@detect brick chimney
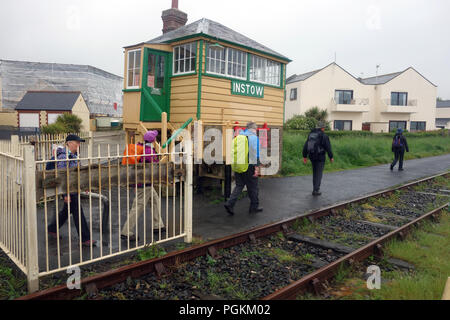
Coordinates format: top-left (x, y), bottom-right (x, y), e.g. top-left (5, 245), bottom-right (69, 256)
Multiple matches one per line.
top-left (162, 0), bottom-right (188, 34)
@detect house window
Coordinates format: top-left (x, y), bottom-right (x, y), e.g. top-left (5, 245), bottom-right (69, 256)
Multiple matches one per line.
top-left (391, 92), bottom-right (408, 106)
top-left (290, 88), bottom-right (297, 101)
top-left (389, 121), bottom-right (407, 132)
top-left (334, 120), bottom-right (352, 131)
top-left (250, 55), bottom-right (281, 86)
top-left (173, 42), bottom-right (197, 75)
top-left (127, 49), bottom-right (141, 88)
top-left (206, 46), bottom-right (247, 79)
top-left (410, 121), bottom-right (426, 131)
top-left (335, 90), bottom-right (353, 104)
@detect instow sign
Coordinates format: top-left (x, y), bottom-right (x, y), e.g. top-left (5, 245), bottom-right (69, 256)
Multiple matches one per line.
top-left (231, 80), bottom-right (264, 98)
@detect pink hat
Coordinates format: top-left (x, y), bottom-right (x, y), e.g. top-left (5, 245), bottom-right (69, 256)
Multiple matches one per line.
top-left (144, 130), bottom-right (158, 143)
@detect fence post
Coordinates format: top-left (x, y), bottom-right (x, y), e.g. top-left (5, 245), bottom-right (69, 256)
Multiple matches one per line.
top-left (184, 140), bottom-right (193, 243)
top-left (11, 135), bottom-right (20, 156)
top-left (23, 145), bottom-right (39, 293)
top-left (88, 131), bottom-right (93, 159)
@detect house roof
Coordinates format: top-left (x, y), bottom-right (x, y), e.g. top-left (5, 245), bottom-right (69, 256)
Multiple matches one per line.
top-left (127, 18), bottom-right (290, 62)
top-left (286, 69), bottom-right (322, 84)
top-left (437, 100), bottom-right (450, 108)
top-left (15, 91), bottom-right (82, 111)
top-left (286, 63), bottom-right (437, 87)
top-left (286, 62), bottom-right (360, 85)
top-left (359, 72), bottom-right (403, 85)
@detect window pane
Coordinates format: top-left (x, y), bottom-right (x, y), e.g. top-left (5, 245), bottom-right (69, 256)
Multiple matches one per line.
top-left (135, 51), bottom-right (141, 69)
top-left (391, 92), bottom-right (398, 105)
top-left (191, 57), bottom-right (196, 72)
top-left (400, 93), bottom-right (407, 106)
top-left (344, 121), bottom-right (352, 131)
top-left (156, 56), bottom-right (165, 89)
top-left (180, 59), bottom-right (185, 73)
top-left (128, 51), bottom-right (135, 70)
top-left (128, 70), bottom-right (134, 87)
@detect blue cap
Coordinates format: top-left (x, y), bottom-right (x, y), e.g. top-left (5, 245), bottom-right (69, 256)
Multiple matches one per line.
top-left (396, 128), bottom-right (403, 134)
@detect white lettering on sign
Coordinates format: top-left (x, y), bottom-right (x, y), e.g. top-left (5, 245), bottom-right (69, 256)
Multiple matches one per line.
top-left (231, 80), bottom-right (264, 98)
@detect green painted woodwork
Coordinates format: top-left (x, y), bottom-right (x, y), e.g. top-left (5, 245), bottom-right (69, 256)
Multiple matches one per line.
top-left (140, 48), bottom-right (171, 122)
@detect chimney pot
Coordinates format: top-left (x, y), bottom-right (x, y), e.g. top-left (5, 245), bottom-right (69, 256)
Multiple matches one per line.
top-left (172, 0), bottom-right (178, 9)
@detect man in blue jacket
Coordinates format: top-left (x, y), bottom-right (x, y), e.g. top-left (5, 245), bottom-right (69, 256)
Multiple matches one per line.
top-left (47, 134), bottom-right (94, 247)
top-left (224, 122), bottom-right (263, 215)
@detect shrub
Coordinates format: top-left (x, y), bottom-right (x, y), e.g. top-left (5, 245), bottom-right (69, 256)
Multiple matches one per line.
top-left (284, 115), bottom-right (318, 130)
top-left (55, 113), bottom-right (83, 133)
top-left (40, 113), bottom-right (83, 134)
top-left (41, 122), bottom-right (67, 134)
top-left (304, 106), bottom-right (328, 122)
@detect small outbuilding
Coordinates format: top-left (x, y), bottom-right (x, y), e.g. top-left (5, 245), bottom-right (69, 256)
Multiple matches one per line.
top-left (15, 91), bottom-right (90, 131)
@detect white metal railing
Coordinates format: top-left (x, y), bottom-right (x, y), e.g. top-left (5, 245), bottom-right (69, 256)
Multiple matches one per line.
top-left (0, 135), bottom-right (193, 293)
top-left (382, 99), bottom-right (418, 107)
top-left (332, 98), bottom-right (370, 106)
top-left (0, 139), bottom-right (29, 282)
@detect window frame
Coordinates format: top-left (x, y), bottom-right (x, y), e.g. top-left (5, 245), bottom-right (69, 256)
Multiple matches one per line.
top-left (249, 54), bottom-right (281, 87)
top-left (127, 49), bottom-right (142, 89)
top-left (389, 121), bottom-right (407, 132)
top-left (290, 88), bottom-right (297, 101)
top-left (410, 121), bottom-right (426, 132)
top-left (391, 92), bottom-right (408, 106)
top-left (334, 120), bottom-right (353, 131)
top-left (205, 45), bottom-right (248, 80)
top-left (172, 42), bottom-right (198, 76)
top-left (335, 90), bottom-right (354, 105)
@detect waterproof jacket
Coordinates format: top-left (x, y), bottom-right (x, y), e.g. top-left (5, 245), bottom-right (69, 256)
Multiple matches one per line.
top-left (302, 129), bottom-right (333, 162)
top-left (240, 129), bottom-right (260, 166)
top-left (392, 134), bottom-right (409, 152)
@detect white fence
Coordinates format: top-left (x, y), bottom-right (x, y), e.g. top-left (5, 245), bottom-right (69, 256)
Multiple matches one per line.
top-left (0, 134), bottom-right (193, 293)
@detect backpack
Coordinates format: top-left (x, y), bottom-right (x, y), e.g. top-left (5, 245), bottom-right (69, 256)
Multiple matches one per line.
top-left (231, 135), bottom-right (249, 173)
top-left (392, 135), bottom-right (403, 148)
top-left (46, 157), bottom-right (56, 171)
top-left (122, 144), bottom-right (144, 165)
top-left (306, 131), bottom-right (324, 159)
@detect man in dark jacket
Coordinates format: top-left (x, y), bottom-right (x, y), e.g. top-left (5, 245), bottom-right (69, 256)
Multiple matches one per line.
top-left (302, 122), bottom-right (334, 196)
top-left (390, 128), bottom-right (409, 171)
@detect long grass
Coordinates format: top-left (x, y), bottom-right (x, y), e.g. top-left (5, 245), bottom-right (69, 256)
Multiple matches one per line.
top-left (281, 131), bottom-right (450, 176)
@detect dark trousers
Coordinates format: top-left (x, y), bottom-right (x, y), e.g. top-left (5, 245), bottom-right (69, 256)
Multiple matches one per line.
top-left (226, 165), bottom-right (259, 210)
top-left (391, 149), bottom-right (405, 169)
top-left (48, 193), bottom-right (90, 242)
top-left (312, 161), bottom-right (325, 192)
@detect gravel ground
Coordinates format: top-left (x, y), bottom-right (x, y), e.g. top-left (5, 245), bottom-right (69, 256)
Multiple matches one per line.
top-left (99, 234), bottom-right (344, 300)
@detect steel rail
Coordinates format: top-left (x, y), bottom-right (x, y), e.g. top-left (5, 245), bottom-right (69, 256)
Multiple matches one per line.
top-left (263, 203), bottom-right (448, 300)
top-left (17, 171), bottom-right (449, 300)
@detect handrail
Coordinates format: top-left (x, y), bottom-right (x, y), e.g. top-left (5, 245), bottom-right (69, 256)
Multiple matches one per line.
top-left (162, 117), bottom-right (193, 149)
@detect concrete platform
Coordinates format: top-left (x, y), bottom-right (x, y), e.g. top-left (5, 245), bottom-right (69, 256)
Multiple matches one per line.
top-left (193, 154), bottom-right (450, 241)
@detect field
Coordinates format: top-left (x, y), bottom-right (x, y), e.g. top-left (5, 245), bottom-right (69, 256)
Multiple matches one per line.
top-left (281, 130), bottom-right (450, 176)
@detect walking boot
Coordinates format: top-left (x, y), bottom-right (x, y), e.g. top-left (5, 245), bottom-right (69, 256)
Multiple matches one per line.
top-left (249, 207), bottom-right (263, 214)
top-left (224, 204), bottom-right (234, 215)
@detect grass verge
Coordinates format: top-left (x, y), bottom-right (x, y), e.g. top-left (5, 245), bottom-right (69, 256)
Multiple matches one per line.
top-left (281, 131), bottom-right (450, 176)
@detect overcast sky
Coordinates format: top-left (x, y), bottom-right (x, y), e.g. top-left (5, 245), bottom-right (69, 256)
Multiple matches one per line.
top-left (1, 0), bottom-right (449, 98)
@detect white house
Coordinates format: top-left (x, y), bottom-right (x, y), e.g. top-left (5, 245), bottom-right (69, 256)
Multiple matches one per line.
top-left (285, 63), bottom-right (437, 132)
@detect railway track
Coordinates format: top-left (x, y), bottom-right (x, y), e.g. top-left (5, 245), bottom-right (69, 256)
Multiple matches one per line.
top-left (17, 172), bottom-right (449, 300)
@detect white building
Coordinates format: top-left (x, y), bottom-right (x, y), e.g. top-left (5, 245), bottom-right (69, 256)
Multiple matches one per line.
top-left (285, 63), bottom-right (437, 132)
top-left (436, 100), bottom-right (450, 129)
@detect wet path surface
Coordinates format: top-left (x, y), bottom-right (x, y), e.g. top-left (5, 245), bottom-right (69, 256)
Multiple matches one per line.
top-left (194, 154), bottom-right (450, 241)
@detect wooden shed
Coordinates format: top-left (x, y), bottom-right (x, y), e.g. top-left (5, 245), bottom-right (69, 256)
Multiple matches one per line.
top-left (122, 2), bottom-right (290, 182)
